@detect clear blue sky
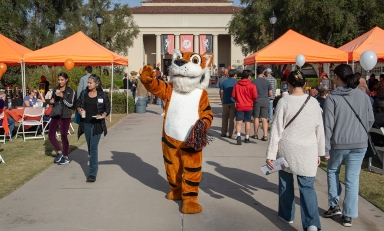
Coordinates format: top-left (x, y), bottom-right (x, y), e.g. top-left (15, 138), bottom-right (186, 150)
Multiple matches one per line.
top-left (112, 0), bottom-right (242, 7)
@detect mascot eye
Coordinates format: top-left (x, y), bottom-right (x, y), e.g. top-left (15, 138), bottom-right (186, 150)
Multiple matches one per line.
top-left (190, 55), bottom-right (201, 65)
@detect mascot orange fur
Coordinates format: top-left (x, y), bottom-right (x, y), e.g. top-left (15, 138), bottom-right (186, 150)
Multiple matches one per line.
top-left (140, 49), bottom-right (214, 214)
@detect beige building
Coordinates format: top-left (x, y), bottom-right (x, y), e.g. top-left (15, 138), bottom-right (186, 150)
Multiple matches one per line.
top-left (128, 0), bottom-right (245, 75)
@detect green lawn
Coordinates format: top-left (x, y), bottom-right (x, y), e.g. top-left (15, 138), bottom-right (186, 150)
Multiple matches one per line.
top-left (0, 114), bottom-right (127, 199)
top-left (320, 154), bottom-right (384, 211)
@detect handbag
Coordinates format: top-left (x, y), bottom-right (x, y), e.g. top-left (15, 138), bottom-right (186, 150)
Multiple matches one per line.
top-left (73, 110), bottom-right (80, 124)
top-left (341, 96), bottom-right (378, 159)
top-left (284, 95), bottom-right (311, 129)
top-left (50, 101), bottom-right (63, 118)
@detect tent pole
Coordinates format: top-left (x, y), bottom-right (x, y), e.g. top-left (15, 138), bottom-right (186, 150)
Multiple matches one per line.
top-left (23, 62), bottom-right (26, 97)
top-left (352, 60), bottom-right (355, 73)
top-left (110, 63), bottom-right (114, 122)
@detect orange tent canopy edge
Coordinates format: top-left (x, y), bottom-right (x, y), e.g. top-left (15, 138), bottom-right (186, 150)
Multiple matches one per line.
top-left (0, 34), bottom-right (32, 65)
top-left (23, 31), bottom-right (128, 66)
top-left (338, 26), bottom-right (384, 62)
top-left (244, 29), bottom-right (348, 65)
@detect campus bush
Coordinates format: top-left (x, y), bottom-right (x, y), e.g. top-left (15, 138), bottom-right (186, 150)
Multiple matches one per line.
top-left (107, 92), bottom-right (134, 114)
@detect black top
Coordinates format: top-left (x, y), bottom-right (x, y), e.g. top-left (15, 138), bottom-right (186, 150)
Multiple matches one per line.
top-left (317, 97), bottom-right (326, 110)
top-left (84, 94), bottom-right (98, 123)
top-left (123, 78), bottom-right (128, 89)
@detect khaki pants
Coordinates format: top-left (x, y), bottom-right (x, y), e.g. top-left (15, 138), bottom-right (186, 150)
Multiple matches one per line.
top-left (221, 103), bottom-right (236, 136)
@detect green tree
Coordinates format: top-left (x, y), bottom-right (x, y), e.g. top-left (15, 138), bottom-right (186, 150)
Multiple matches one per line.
top-left (229, 0), bottom-right (384, 55)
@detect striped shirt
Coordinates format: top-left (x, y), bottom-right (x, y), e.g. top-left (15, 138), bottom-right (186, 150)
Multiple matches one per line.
top-left (266, 75), bottom-right (277, 100)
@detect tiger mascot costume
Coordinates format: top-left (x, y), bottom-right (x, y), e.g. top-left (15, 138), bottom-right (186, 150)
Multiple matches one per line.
top-left (140, 49), bottom-right (214, 214)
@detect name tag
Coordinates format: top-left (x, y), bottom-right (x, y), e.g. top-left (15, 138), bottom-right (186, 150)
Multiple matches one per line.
top-left (98, 98), bottom-right (103, 103)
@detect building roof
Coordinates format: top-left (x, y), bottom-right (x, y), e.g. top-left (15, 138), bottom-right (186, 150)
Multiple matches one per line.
top-left (131, 6), bottom-right (242, 14)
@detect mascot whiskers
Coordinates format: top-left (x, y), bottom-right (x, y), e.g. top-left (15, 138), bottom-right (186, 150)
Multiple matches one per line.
top-left (140, 49), bottom-right (214, 214)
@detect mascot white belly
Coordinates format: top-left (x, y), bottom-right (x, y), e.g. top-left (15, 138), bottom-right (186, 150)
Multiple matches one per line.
top-left (165, 89), bottom-right (202, 141)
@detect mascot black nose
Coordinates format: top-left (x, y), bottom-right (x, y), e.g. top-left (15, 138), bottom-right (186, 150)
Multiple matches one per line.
top-left (174, 59), bottom-right (186, 66)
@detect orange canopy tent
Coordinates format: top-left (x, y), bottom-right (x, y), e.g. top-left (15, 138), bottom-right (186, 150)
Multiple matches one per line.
top-left (0, 34), bottom-right (33, 99)
top-left (338, 27), bottom-right (384, 62)
top-left (24, 31), bottom-right (129, 119)
top-left (0, 34), bottom-right (32, 65)
top-left (244, 29), bottom-right (348, 65)
top-left (23, 31), bottom-right (128, 66)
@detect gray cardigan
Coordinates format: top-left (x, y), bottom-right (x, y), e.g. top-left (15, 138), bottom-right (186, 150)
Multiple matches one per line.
top-left (323, 86), bottom-right (374, 156)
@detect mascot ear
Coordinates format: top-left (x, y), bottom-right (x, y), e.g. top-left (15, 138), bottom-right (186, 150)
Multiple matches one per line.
top-left (202, 53), bottom-right (213, 68)
top-left (172, 49), bottom-right (182, 61)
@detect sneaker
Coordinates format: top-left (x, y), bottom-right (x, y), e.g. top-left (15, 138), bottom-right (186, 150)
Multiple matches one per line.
top-left (307, 225), bottom-right (318, 231)
top-left (278, 215), bottom-right (293, 224)
top-left (236, 136), bottom-right (242, 145)
top-left (324, 205), bottom-right (342, 218)
top-left (58, 156), bottom-right (71, 165)
top-left (341, 215), bottom-right (352, 227)
top-left (86, 175), bottom-right (96, 182)
top-left (244, 138), bottom-right (250, 143)
top-left (53, 153), bottom-right (63, 163)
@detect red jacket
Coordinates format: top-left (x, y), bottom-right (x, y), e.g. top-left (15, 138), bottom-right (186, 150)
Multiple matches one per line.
top-left (232, 79), bottom-right (258, 111)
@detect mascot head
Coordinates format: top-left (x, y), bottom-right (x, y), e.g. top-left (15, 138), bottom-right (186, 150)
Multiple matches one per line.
top-left (169, 49), bottom-right (213, 93)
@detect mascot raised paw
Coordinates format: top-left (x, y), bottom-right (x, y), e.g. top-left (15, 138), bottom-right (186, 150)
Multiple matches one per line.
top-left (140, 49), bottom-right (214, 214)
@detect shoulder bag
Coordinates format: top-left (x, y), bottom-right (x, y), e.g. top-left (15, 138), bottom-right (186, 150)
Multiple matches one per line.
top-left (341, 96), bottom-right (378, 159)
top-left (284, 95), bottom-right (311, 129)
top-left (50, 100), bottom-right (63, 118)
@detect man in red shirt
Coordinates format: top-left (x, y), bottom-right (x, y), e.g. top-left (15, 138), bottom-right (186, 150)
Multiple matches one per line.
top-left (232, 70), bottom-right (258, 145)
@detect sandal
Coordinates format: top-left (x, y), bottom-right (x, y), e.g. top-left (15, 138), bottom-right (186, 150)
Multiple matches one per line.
top-left (261, 136), bottom-right (268, 141)
top-left (251, 135), bottom-right (258, 139)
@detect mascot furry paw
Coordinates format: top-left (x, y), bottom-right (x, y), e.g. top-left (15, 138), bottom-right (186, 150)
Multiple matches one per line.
top-left (140, 49), bottom-right (214, 214)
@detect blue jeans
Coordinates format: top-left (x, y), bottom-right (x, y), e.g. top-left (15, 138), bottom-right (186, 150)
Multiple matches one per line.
top-left (84, 123), bottom-right (102, 177)
top-left (268, 100), bottom-right (273, 122)
top-left (327, 148), bottom-right (366, 218)
top-left (279, 170), bottom-right (321, 230)
top-left (7, 118), bottom-right (15, 136)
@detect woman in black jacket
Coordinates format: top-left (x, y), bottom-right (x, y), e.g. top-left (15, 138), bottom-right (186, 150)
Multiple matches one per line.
top-left (77, 74), bottom-right (111, 182)
top-left (50, 72), bottom-right (75, 165)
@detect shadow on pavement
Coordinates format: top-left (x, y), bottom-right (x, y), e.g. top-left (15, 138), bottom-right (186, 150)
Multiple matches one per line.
top-left (99, 151), bottom-right (169, 195)
top-left (200, 171), bottom-right (297, 231)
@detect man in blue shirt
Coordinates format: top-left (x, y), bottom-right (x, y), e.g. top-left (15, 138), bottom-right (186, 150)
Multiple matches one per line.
top-left (220, 69), bottom-right (238, 138)
top-left (77, 66), bottom-right (92, 98)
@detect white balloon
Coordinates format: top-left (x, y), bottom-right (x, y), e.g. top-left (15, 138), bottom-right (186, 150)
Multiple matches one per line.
top-left (360, 50), bottom-right (377, 71)
top-left (295, 54), bottom-right (306, 68)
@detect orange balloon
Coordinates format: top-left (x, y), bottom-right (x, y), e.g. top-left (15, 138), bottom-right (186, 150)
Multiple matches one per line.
top-left (0, 63), bottom-right (7, 74)
top-left (157, 62), bottom-right (161, 67)
top-left (64, 59), bottom-right (75, 71)
top-left (0, 72), bottom-right (2, 80)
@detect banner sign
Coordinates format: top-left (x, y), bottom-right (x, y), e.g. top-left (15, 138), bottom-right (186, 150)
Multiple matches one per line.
top-left (161, 35), bottom-right (174, 55)
top-left (180, 35), bottom-right (193, 52)
top-left (199, 35), bottom-right (212, 54)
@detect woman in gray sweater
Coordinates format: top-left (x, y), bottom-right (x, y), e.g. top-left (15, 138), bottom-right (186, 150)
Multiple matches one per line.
top-left (322, 64), bottom-right (374, 227)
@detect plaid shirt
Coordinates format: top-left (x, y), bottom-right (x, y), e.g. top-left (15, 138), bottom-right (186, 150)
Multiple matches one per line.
top-left (266, 75), bottom-right (277, 100)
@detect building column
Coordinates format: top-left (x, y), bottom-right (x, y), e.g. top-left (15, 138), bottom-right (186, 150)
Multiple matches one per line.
top-left (175, 34), bottom-right (180, 50)
top-left (194, 34), bottom-right (199, 53)
top-left (156, 34), bottom-right (161, 66)
top-left (140, 34), bottom-right (144, 66)
top-left (213, 34), bottom-right (218, 68)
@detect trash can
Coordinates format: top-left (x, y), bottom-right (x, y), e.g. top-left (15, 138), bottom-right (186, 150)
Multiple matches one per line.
top-left (135, 96), bottom-right (147, 113)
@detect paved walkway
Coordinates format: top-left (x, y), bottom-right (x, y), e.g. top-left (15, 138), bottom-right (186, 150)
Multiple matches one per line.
top-left (0, 103), bottom-right (383, 231)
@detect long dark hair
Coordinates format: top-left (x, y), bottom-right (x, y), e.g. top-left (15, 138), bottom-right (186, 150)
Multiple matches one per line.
top-left (333, 64), bottom-right (359, 89)
top-left (88, 74), bottom-right (103, 91)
